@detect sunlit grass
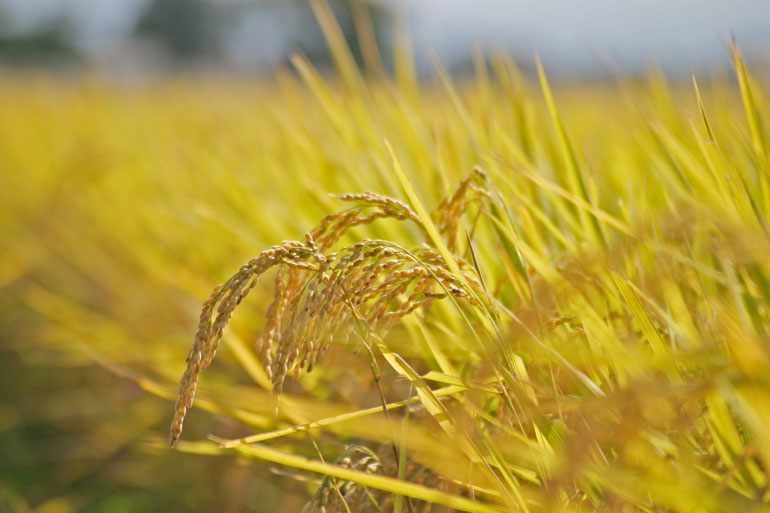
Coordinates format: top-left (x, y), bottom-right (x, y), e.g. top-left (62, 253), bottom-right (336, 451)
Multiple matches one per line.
top-left (2, 4), bottom-right (770, 512)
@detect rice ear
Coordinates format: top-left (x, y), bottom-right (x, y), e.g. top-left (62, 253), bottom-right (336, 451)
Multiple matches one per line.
top-left (170, 171), bottom-right (490, 447)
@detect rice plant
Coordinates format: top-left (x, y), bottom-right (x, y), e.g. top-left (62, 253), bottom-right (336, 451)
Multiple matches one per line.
top-left (165, 24), bottom-right (770, 513)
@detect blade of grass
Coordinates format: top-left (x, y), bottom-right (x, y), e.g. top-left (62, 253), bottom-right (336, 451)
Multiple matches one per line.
top-left (209, 439), bottom-right (511, 513)
top-left (535, 54), bottom-right (606, 248)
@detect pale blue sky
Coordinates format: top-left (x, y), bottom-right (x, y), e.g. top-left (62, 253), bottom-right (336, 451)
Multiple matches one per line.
top-left (401, 0), bottom-right (769, 75)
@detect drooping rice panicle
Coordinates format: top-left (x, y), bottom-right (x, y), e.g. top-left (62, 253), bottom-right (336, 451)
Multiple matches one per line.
top-left (170, 172), bottom-right (490, 446)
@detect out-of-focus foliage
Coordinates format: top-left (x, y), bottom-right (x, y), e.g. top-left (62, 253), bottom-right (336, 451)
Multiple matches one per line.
top-left (0, 0), bottom-right (389, 71)
top-left (3, 3), bottom-right (770, 512)
top-left (135, 0), bottom-right (389, 69)
top-left (0, 13), bottom-right (79, 67)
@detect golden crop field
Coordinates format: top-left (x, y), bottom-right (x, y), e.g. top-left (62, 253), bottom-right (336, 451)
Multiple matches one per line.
top-left (2, 6), bottom-right (770, 513)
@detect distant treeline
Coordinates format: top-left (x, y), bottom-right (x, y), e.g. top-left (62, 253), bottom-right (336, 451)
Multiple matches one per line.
top-left (0, 0), bottom-right (390, 71)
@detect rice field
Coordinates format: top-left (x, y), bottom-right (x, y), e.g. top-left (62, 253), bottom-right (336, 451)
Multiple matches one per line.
top-left (2, 5), bottom-right (770, 512)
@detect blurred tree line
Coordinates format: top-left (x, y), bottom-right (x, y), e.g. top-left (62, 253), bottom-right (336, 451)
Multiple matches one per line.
top-left (0, 9), bottom-right (79, 66)
top-left (0, 0), bottom-right (390, 71)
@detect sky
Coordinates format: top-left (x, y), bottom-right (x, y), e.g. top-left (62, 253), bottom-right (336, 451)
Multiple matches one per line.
top-left (0, 0), bottom-right (768, 76)
top-left (403, 0), bottom-right (769, 75)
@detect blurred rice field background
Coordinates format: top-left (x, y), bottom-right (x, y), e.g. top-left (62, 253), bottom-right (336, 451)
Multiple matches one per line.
top-left (3, 3), bottom-right (770, 512)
